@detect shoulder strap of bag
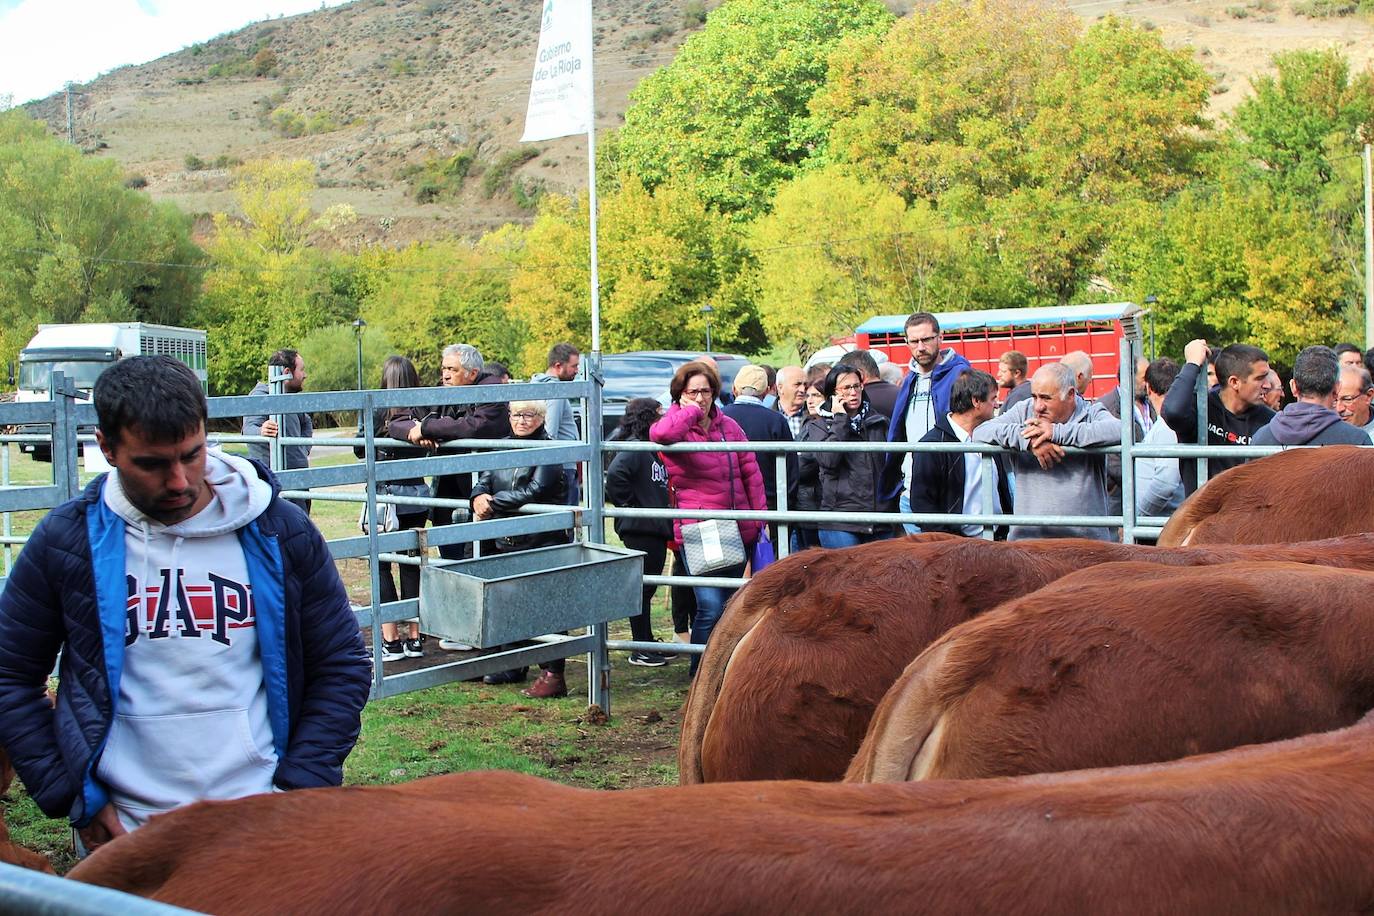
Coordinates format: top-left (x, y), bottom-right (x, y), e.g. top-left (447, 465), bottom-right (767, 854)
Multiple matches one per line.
top-left (723, 428), bottom-right (736, 510)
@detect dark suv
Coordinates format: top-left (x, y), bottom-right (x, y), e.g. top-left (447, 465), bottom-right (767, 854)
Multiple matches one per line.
top-left (593, 351), bottom-right (749, 437)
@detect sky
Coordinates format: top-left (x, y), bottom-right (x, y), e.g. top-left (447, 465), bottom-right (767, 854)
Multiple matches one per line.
top-left (0, 0), bottom-right (352, 106)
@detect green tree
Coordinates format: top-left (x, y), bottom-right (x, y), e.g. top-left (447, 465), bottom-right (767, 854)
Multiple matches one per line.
top-left (297, 321), bottom-right (396, 393)
top-left (616, 0), bottom-right (893, 217)
top-left (0, 109), bottom-right (203, 364)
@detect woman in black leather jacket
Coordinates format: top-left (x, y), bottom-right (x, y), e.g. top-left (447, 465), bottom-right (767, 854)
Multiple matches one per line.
top-left (470, 399), bottom-right (571, 697)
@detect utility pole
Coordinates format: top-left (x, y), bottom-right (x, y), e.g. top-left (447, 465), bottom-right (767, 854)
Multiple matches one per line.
top-left (1364, 144), bottom-right (1373, 350)
top-left (64, 83), bottom-right (75, 144)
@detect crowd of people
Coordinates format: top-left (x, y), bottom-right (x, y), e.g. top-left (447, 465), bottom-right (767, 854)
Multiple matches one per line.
top-left (237, 317), bottom-right (1374, 686)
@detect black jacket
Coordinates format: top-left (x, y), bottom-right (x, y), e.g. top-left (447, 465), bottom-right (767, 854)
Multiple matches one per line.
top-left (816, 403), bottom-right (896, 534)
top-left (795, 415), bottom-right (827, 516)
top-left (605, 443), bottom-right (673, 541)
top-left (863, 379), bottom-right (900, 422)
top-left (909, 416), bottom-right (1013, 538)
top-left (388, 369), bottom-right (512, 501)
top-left (471, 428), bottom-right (569, 552)
top-left (1162, 362), bottom-right (1275, 494)
top-left (722, 400), bottom-right (798, 511)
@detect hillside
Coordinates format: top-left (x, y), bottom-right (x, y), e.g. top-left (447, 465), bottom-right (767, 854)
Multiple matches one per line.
top-left (22, 0), bottom-right (1374, 246)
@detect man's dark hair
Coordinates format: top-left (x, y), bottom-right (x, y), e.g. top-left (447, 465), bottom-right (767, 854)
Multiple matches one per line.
top-left (1214, 344), bottom-right (1268, 388)
top-left (948, 369), bottom-right (997, 413)
top-left (837, 349), bottom-right (881, 380)
top-left (1334, 342), bottom-right (1361, 359)
top-left (904, 311), bottom-right (940, 335)
top-left (547, 342), bottom-right (579, 367)
top-left (761, 364), bottom-right (777, 389)
top-left (999, 350), bottom-right (1028, 378)
top-left (1364, 348), bottom-right (1374, 381)
top-left (268, 348), bottom-right (299, 372)
top-left (1291, 345), bottom-right (1340, 397)
top-left (95, 356), bottom-right (206, 446)
top-left (1144, 357), bottom-right (1180, 397)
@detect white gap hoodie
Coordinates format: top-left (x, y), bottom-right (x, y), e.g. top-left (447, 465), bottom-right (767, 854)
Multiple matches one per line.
top-left (97, 449), bottom-right (276, 831)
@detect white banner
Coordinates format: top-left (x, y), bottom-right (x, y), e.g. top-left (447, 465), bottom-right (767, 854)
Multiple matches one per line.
top-left (521, 0), bottom-right (594, 142)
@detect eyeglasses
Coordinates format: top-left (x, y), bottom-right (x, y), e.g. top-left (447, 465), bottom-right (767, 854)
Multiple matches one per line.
top-left (835, 383), bottom-right (863, 394)
top-left (510, 411), bottom-right (541, 421)
top-left (683, 388), bottom-right (714, 398)
top-left (1336, 393), bottom-right (1372, 405)
top-left (905, 335), bottom-right (939, 348)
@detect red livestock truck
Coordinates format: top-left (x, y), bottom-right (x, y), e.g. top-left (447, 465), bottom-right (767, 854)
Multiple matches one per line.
top-left (853, 302), bottom-right (1147, 399)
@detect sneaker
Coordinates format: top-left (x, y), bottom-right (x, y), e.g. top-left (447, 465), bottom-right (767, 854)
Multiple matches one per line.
top-left (628, 651), bottom-right (671, 667)
top-left (380, 640), bottom-right (405, 662)
top-left (402, 637), bottom-right (424, 658)
top-left (522, 670), bottom-right (568, 699)
top-left (439, 638), bottom-right (475, 651)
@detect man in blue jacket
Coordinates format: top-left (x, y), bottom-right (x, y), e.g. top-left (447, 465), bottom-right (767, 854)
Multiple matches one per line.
top-left (0, 356), bottom-right (370, 854)
top-left (879, 312), bottom-right (971, 534)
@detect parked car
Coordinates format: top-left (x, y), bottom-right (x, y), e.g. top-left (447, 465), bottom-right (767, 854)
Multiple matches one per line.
top-left (586, 351), bottom-right (750, 438)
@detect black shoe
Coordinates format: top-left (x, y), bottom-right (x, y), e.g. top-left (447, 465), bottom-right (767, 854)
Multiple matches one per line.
top-left (483, 667), bottom-right (528, 685)
top-left (628, 651), bottom-right (672, 667)
top-left (402, 637), bottom-right (424, 658)
top-left (380, 640), bottom-right (405, 662)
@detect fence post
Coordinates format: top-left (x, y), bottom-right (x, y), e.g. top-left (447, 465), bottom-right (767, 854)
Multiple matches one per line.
top-left (980, 453), bottom-right (996, 541)
top-left (774, 452), bottom-right (790, 557)
top-left (361, 391), bottom-right (384, 699)
top-left (49, 370), bottom-right (80, 502)
top-left (584, 354), bottom-right (612, 716)
top-left (1194, 357), bottom-right (1208, 491)
top-left (1119, 336), bottom-right (1136, 545)
top-left (268, 363), bottom-right (288, 472)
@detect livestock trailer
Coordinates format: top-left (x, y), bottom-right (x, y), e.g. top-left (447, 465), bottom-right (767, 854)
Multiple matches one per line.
top-left (854, 303), bottom-right (1146, 399)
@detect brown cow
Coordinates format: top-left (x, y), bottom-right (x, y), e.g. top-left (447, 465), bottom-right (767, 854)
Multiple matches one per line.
top-left (848, 561), bottom-right (1374, 783)
top-left (1158, 445), bottom-right (1374, 546)
top-left (71, 717), bottom-right (1374, 914)
top-left (682, 534), bottom-right (1374, 784)
top-left (0, 744), bottom-right (56, 874)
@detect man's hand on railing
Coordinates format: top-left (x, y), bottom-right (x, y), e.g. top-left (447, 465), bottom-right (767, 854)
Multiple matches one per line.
top-left (1021, 417), bottom-right (1054, 449)
top-left (260, 419), bottom-right (279, 438)
top-left (1030, 440), bottom-right (1065, 470)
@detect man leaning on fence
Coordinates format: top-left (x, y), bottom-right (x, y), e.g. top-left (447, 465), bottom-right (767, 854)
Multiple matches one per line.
top-left (0, 355), bottom-right (370, 855)
top-left (972, 363), bottom-right (1120, 541)
top-left (242, 348), bottom-right (313, 514)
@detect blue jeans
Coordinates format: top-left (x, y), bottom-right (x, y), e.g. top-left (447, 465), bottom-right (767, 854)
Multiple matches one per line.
top-left (818, 528), bottom-right (896, 550)
top-left (790, 528), bottom-right (822, 554)
top-left (900, 490), bottom-right (923, 536)
top-left (690, 561), bottom-right (747, 675)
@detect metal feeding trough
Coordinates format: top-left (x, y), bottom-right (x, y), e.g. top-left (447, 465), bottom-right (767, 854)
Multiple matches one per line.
top-left (418, 542), bottom-right (645, 648)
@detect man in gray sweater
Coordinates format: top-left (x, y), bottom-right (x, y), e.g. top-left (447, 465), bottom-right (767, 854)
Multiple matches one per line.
top-left (1253, 345), bottom-right (1370, 448)
top-left (972, 363), bottom-right (1121, 541)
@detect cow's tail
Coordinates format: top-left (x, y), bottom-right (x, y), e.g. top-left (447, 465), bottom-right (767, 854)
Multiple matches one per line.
top-left (677, 572), bottom-right (780, 785)
top-left (845, 642), bottom-right (955, 783)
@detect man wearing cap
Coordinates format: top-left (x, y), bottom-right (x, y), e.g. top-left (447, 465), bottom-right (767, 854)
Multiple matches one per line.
top-left (724, 364), bottom-right (797, 548)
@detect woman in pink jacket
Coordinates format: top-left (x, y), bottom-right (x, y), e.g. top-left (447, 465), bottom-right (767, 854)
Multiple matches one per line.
top-left (651, 360), bottom-right (768, 674)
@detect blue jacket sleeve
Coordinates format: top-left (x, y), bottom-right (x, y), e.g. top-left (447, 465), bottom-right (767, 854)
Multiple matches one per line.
top-left (274, 523), bottom-right (371, 790)
top-left (0, 516), bottom-right (80, 818)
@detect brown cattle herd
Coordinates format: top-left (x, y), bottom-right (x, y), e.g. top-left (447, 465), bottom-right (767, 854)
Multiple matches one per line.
top-left (1, 450), bottom-right (1372, 912)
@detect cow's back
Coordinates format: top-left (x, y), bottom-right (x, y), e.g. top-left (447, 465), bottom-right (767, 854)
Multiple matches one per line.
top-left (72, 720), bottom-right (1374, 914)
top-left (1159, 446), bottom-right (1374, 546)
top-left (851, 561), bottom-right (1374, 783)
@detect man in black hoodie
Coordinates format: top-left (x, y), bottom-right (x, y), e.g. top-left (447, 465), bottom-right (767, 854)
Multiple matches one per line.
top-left (1162, 340), bottom-right (1276, 495)
top-left (1252, 346), bottom-right (1370, 449)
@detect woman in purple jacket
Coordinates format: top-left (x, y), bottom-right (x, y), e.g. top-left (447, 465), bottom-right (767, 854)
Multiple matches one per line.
top-left (651, 361), bottom-right (767, 674)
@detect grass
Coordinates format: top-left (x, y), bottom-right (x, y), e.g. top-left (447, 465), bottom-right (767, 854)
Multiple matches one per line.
top-left (0, 440), bottom-right (690, 874)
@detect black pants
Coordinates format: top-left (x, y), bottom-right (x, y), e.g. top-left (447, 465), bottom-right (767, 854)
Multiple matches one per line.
top-left (379, 511), bottom-right (428, 605)
top-left (670, 549), bottom-right (696, 635)
top-left (621, 533), bottom-right (668, 643)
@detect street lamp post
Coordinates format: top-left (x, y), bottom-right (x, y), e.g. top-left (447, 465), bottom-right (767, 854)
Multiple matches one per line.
top-left (352, 318), bottom-right (367, 390)
top-left (701, 304), bottom-right (714, 354)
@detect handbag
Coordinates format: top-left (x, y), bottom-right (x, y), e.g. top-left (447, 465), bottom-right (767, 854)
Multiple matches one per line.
top-left (750, 528), bottom-right (775, 574)
top-left (359, 499), bottom-right (400, 534)
top-left (677, 434), bottom-right (747, 575)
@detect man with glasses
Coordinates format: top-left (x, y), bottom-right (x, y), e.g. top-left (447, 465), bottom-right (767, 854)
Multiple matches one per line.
top-left (1261, 369), bottom-right (1284, 412)
top-left (396, 344), bottom-right (511, 569)
top-left (1253, 346), bottom-right (1368, 448)
top-left (880, 311), bottom-right (970, 534)
top-left (531, 342), bottom-right (582, 504)
top-left (1335, 364), bottom-right (1374, 441)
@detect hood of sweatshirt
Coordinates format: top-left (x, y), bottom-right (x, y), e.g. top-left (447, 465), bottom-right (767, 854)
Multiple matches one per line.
top-left (1261, 401), bottom-right (1345, 445)
top-left (104, 448), bottom-right (273, 537)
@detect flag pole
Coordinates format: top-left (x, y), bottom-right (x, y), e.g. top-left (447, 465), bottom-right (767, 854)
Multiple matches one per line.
top-left (585, 4), bottom-right (600, 356)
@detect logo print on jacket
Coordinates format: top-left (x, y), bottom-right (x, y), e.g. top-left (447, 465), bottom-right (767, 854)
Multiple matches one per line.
top-left (124, 569), bottom-right (255, 647)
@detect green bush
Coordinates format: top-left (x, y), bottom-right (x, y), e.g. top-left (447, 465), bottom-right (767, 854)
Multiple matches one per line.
top-left (397, 149), bottom-right (477, 202)
top-left (1291, 0), bottom-right (1356, 16)
top-left (481, 147), bottom-right (539, 198)
top-left (185, 154), bottom-right (207, 171)
top-left (297, 322), bottom-right (397, 402)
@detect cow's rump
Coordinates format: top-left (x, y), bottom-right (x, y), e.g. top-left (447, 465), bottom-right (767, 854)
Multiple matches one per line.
top-left (1159, 445), bottom-right (1374, 546)
top-left (683, 534), bottom-right (1374, 784)
top-left (848, 561), bottom-right (1374, 783)
top-left (71, 717), bottom-right (1374, 915)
